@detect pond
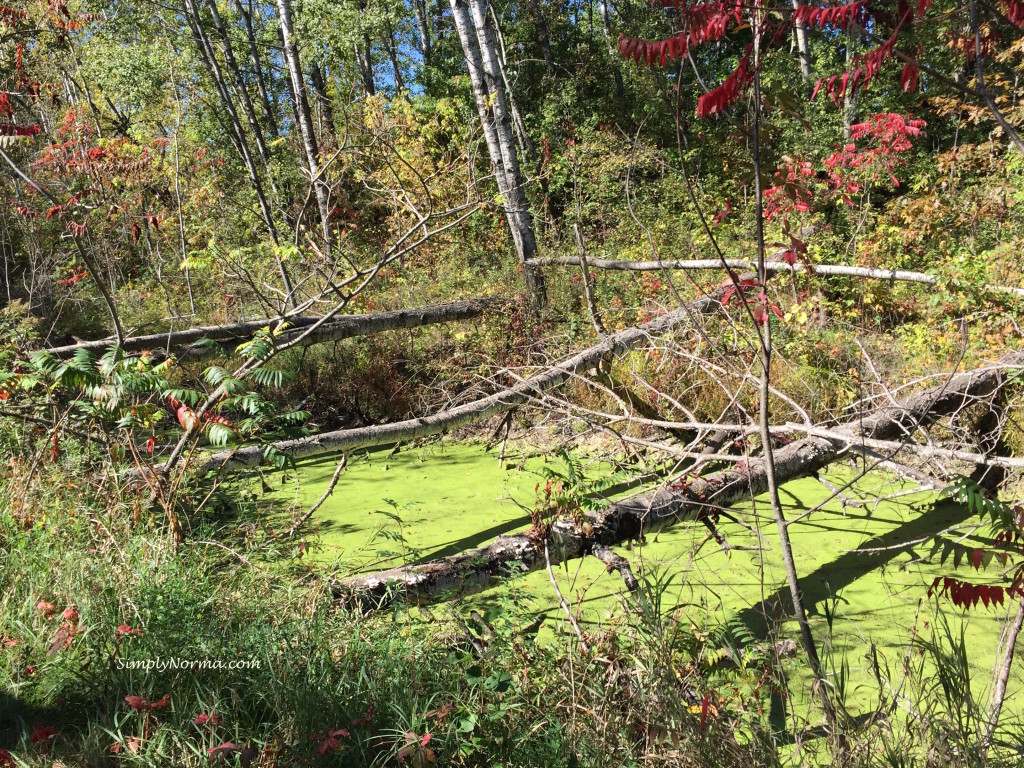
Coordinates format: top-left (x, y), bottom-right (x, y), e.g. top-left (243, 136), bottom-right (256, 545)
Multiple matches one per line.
top-left (264, 440), bottom-right (1020, 718)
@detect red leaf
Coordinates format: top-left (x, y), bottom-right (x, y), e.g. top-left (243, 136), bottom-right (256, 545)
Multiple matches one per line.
top-left (700, 693), bottom-right (711, 733)
top-left (29, 723), bottom-right (57, 744)
top-left (697, 55), bottom-right (752, 118)
top-left (116, 624), bottom-right (143, 639)
top-left (1000, 0), bottom-right (1024, 26)
top-left (973, 548), bottom-right (984, 571)
top-left (176, 405), bottom-right (201, 431)
top-left (900, 62), bottom-right (919, 93)
top-left (36, 600), bottom-right (57, 619)
top-left (781, 250), bottom-right (799, 266)
top-left (208, 742), bottom-right (239, 762)
top-left (711, 198), bottom-right (732, 226)
top-left (0, 123), bottom-right (40, 136)
top-left (125, 693), bottom-right (170, 712)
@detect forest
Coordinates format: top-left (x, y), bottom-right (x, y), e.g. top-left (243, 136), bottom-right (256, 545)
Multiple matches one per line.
top-left (1, 0), bottom-right (1023, 765)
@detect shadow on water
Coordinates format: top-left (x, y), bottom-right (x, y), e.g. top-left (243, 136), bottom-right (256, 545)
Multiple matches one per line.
top-left (414, 514), bottom-right (534, 564)
top-left (736, 498), bottom-right (974, 638)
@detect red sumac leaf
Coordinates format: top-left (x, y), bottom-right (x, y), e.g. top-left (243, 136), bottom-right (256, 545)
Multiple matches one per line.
top-left (900, 62), bottom-right (919, 93)
top-left (700, 693), bottom-right (712, 733)
top-left (1000, 0), bottom-right (1024, 25)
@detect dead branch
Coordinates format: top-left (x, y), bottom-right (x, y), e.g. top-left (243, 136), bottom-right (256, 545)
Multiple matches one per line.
top-left (44, 299), bottom-right (501, 360)
top-left (333, 357), bottom-right (1018, 608)
top-left (524, 257), bottom-right (1024, 300)
top-left (172, 277), bottom-right (739, 475)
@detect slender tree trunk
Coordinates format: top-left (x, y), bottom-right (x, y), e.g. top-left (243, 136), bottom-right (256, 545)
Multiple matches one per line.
top-left (752, 15), bottom-right (839, 740)
top-left (453, 0), bottom-right (545, 309)
top-left (356, 40), bottom-right (377, 95)
top-left (203, 0), bottom-right (277, 181)
top-left (413, 0), bottom-right (432, 66)
top-left (984, 597), bottom-right (1024, 753)
top-left (488, 5), bottom-right (537, 167)
top-left (524, 0), bottom-right (556, 76)
top-left (234, 0), bottom-right (279, 134)
top-left (791, 0), bottom-right (811, 81)
top-left (354, 0), bottom-right (377, 96)
top-left (843, 29), bottom-right (856, 139)
top-left (310, 64), bottom-right (336, 149)
top-left (599, 1), bottom-right (626, 105)
top-left (275, 0), bottom-right (333, 255)
top-left (383, 22), bottom-right (405, 92)
top-left (184, 0), bottom-right (297, 306)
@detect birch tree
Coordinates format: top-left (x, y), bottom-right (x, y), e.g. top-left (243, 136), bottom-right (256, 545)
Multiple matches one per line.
top-left (450, 0), bottom-right (545, 309)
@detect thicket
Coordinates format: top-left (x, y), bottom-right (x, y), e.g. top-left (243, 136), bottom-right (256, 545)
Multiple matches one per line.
top-left (1, 0), bottom-right (1024, 765)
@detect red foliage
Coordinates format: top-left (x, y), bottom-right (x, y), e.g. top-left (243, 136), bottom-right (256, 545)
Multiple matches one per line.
top-left (762, 158), bottom-right (815, 225)
top-left (697, 54), bottom-right (753, 118)
top-left (711, 198), bottom-right (732, 227)
top-left (0, 123), bottom-right (41, 136)
top-left (36, 600), bottom-right (57, 619)
top-left (813, 31), bottom-right (900, 105)
top-left (684, 1), bottom-right (743, 47)
top-left (792, 1), bottom-right (867, 30)
top-left (124, 693), bottom-right (170, 712)
top-left (1001, 0), bottom-right (1024, 26)
top-left (58, 268), bottom-right (88, 286)
top-left (616, 0), bottom-right (742, 67)
top-left (900, 61), bottom-right (919, 93)
top-left (719, 276), bottom-right (760, 307)
top-left (311, 728), bottom-right (350, 757)
top-left (0, 6), bottom-right (28, 23)
top-left (115, 624), bottom-right (143, 639)
top-left (29, 723), bottom-right (57, 745)
top-left (928, 576), bottom-right (1017, 609)
top-left (823, 113), bottom-right (925, 200)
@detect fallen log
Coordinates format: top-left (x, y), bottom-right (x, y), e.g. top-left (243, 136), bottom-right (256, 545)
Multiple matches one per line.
top-left (525, 257), bottom-right (1024, 300)
top-left (45, 299), bottom-right (500, 360)
top-left (333, 359), bottom-right (1017, 608)
top-left (182, 279), bottom-right (737, 475)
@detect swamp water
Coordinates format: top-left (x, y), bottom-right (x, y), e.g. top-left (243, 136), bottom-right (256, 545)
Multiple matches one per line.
top-left (262, 441), bottom-right (1020, 718)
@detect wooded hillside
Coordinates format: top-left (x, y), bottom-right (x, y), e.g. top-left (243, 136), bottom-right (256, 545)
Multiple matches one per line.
top-left (1, 1), bottom-right (1023, 766)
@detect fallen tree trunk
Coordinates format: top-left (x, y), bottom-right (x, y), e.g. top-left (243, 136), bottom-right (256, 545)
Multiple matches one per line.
top-left (525, 257), bottom-right (1024, 299)
top-left (183, 281), bottom-right (736, 474)
top-left (45, 299), bottom-right (500, 360)
top-left (334, 360), bottom-right (1017, 608)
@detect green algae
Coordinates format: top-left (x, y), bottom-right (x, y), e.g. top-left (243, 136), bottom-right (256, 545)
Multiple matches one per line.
top-left (267, 441), bottom-right (1021, 719)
